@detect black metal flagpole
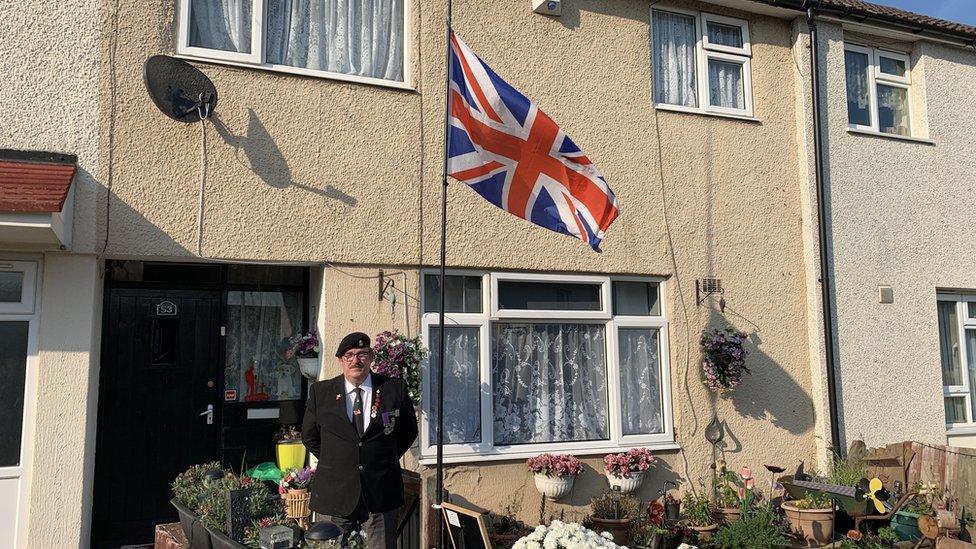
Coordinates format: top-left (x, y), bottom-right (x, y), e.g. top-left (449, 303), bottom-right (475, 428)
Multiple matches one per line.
top-left (435, 0), bottom-right (453, 546)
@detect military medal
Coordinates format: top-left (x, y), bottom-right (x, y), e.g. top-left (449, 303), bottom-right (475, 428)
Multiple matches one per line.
top-left (370, 389), bottom-right (381, 418)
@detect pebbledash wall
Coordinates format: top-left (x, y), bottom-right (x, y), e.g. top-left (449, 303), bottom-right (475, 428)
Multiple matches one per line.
top-left (795, 19), bottom-right (976, 449)
top-left (7, 0), bottom-right (834, 546)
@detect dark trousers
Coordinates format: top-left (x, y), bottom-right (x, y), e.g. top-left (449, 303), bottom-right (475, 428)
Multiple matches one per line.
top-left (322, 497), bottom-right (398, 549)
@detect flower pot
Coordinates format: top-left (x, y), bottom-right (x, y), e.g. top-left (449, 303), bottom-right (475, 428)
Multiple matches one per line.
top-left (781, 500), bottom-right (835, 546)
top-left (276, 440), bottom-right (306, 471)
top-left (664, 501), bottom-right (681, 522)
top-left (713, 506), bottom-right (742, 525)
top-left (605, 470), bottom-right (645, 494)
top-left (206, 526), bottom-right (249, 549)
top-left (890, 510), bottom-right (922, 541)
top-left (533, 473), bottom-right (576, 500)
top-left (633, 532), bottom-right (665, 549)
top-left (170, 499), bottom-right (213, 549)
top-left (589, 517), bottom-right (633, 545)
top-left (284, 487), bottom-right (311, 528)
top-left (687, 523), bottom-right (718, 541)
top-left (297, 357), bottom-right (321, 380)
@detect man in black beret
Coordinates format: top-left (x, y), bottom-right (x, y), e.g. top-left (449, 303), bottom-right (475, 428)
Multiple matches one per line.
top-left (302, 332), bottom-right (417, 549)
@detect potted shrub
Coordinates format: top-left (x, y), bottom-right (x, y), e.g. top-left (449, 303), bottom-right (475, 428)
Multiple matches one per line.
top-left (604, 447), bottom-right (656, 493)
top-left (487, 509), bottom-right (534, 548)
top-left (512, 520), bottom-right (623, 548)
top-left (201, 474), bottom-right (284, 549)
top-left (782, 491), bottom-right (835, 546)
top-left (527, 453), bottom-right (582, 500)
top-left (285, 331), bottom-right (321, 380)
top-left (279, 466), bottom-right (315, 528)
top-left (630, 518), bottom-right (666, 549)
top-left (171, 462), bottom-right (224, 549)
top-left (590, 490), bottom-right (642, 545)
top-left (712, 461), bottom-right (744, 524)
top-left (712, 506), bottom-right (788, 549)
top-left (681, 491), bottom-right (717, 541)
top-left (892, 481), bottom-right (943, 541)
top-left (274, 425), bottom-right (305, 472)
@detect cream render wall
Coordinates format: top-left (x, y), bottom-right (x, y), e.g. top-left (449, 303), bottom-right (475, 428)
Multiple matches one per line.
top-left (807, 21), bottom-right (976, 449)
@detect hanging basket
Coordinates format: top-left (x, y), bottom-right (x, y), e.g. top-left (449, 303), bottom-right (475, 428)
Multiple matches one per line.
top-left (297, 357), bottom-right (321, 380)
top-left (606, 470), bottom-right (645, 494)
top-left (284, 488), bottom-right (311, 529)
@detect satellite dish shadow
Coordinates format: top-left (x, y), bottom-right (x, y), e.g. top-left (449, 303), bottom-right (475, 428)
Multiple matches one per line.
top-left (210, 109), bottom-right (358, 207)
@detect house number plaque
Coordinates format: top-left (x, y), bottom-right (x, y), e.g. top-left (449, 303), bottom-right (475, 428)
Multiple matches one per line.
top-left (156, 300), bottom-right (177, 317)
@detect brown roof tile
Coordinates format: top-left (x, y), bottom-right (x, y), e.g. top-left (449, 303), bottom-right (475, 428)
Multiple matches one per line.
top-left (0, 160), bottom-right (76, 213)
top-left (822, 0), bottom-right (976, 39)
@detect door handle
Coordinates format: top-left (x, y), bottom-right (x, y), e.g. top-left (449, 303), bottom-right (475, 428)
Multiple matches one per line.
top-left (199, 404), bottom-right (214, 425)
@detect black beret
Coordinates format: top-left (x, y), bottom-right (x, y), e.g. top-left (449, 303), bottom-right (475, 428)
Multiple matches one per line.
top-left (335, 332), bottom-right (371, 357)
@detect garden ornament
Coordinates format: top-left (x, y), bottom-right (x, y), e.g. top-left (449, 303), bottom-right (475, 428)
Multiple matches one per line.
top-left (855, 477), bottom-right (891, 514)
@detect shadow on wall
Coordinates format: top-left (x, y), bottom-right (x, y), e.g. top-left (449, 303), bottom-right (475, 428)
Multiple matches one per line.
top-left (100, 167), bottom-right (194, 257)
top-left (209, 109), bottom-right (358, 206)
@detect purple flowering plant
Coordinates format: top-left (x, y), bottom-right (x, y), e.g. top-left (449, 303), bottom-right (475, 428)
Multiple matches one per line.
top-left (372, 330), bottom-right (427, 405)
top-left (284, 331), bottom-right (319, 359)
top-left (700, 325), bottom-right (750, 393)
top-left (278, 466), bottom-right (315, 494)
top-left (604, 447), bottom-right (657, 478)
top-left (526, 453), bottom-right (583, 478)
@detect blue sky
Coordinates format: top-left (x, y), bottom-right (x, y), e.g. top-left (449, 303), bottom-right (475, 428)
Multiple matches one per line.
top-left (874, 0), bottom-right (976, 26)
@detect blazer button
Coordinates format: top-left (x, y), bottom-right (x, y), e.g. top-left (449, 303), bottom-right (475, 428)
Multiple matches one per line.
top-left (358, 465), bottom-right (364, 471)
top-left (359, 442), bottom-right (363, 447)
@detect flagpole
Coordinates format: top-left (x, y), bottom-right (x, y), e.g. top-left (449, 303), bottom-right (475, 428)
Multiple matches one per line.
top-left (435, 0), bottom-right (452, 546)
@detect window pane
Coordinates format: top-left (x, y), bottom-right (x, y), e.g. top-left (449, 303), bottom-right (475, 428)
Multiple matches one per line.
top-left (708, 59), bottom-right (745, 109)
top-left (492, 323), bottom-right (608, 445)
top-left (845, 49), bottom-right (871, 126)
top-left (265, 0), bottom-right (405, 81)
top-left (0, 322), bottom-right (29, 467)
top-left (652, 10), bottom-right (698, 107)
top-left (877, 84), bottom-right (910, 136)
top-left (227, 265), bottom-right (304, 286)
top-left (498, 281), bottom-right (601, 311)
top-left (0, 271), bottom-right (23, 302)
top-left (612, 281), bottom-right (660, 316)
top-left (969, 302), bottom-right (976, 319)
top-left (424, 275), bottom-right (482, 314)
top-left (706, 21), bottom-right (743, 48)
top-left (946, 397), bottom-right (968, 424)
top-left (619, 328), bottom-right (663, 435)
top-left (189, 0), bottom-right (252, 53)
top-left (967, 329), bottom-right (976, 421)
top-left (428, 327), bottom-right (481, 445)
top-left (939, 301), bottom-right (963, 386)
top-left (225, 292), bottom-right (304, 402)
top-left (879, 55), bottom-right (906, 77)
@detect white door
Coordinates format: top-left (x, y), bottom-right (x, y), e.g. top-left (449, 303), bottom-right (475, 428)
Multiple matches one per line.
top-left (0, 260), bottom-right (39, 549)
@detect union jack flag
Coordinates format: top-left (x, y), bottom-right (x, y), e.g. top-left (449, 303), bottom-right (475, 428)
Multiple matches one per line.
top-left (446, 31), bottom-right (619, 252)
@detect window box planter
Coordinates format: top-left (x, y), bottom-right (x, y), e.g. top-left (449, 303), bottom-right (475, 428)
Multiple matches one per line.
top-left (890, 510), bottom-right (922, 541)
top-left (170, 499), bottom-right (213, 549)
top-left (781, 500), bottom-right (835, 546)
top-left (207, 526), bottom-right (249, 549)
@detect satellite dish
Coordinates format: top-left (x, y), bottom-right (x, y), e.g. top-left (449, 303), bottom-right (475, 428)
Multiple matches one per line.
top-left (144, 55), bottom-right (218, 123)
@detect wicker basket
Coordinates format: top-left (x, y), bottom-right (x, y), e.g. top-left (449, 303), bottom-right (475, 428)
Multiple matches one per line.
top-left (284, 488), bottom-right (311, 529)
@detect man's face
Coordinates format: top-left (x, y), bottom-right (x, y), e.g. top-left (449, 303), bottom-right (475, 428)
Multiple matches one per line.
top-left (339, 347), bottom-right (373, 384)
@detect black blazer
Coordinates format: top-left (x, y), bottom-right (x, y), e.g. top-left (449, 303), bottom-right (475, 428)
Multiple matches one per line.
top-left (301, 373), bottom-right (418, 517)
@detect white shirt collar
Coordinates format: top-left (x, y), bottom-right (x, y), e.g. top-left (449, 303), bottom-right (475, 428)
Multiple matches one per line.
top-left (344, 372), bottom-right (373, 394)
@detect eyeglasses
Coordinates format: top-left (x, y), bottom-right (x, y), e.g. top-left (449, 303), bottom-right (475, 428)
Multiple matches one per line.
top-left (341, 350), bottom-right (372, 361)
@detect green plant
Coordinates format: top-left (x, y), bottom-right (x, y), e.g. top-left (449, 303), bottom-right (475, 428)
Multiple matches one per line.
top-left (903, 482), bottom-right (945, 515)
top-left (712, 507), bottom-right (788, 549)
top-left (199, 475), bottom-right (283, 534)
top-left (171, 462), bottom-right (224, 512)
top-left (828, 454), bottom-right (868, 487)
top-left (839, 526), bottom-right (899, 549)
top-left (682, 491), bottom-right (716, 527)
top-left (795, 491), bottom-right (834, 510)
top-left (714, 468), bottom-right (741, 508)
top-left (630, 519), bottom-right (666, 546)
top-left (590, 491), bottom-right (642, 520)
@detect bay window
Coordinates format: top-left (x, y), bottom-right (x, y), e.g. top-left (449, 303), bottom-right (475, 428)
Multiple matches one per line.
top-left (652, 7), bottom-right (753, 118)
top-left (845, 44), bottom-right (912, 136)
top-left (421, 272), bottom-right (674, 462)
top-left (939, 293), bottom-right (976, 429)
top-left (177, 0), bottom-right (408, 86)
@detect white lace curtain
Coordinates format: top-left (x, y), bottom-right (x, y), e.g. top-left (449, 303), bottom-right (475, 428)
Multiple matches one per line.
top-left (618, 328), bottom-right (663, 435)
top-left (189, 0), bottom-right (404, 80)
top-left (429, 327), bottom-right (482, 445)
top-left (653, 11), bottom-right (698, 107)
top-left (266, 0), bottom-right (404, 80)
top-left (225, 291), bottom-right (304, 402)
top-left (708, 60), bottom-right (743, 109)
top-left (491, 323), bottom-right (608, 445)
top-left (845, 50), bottom-right (871, 125)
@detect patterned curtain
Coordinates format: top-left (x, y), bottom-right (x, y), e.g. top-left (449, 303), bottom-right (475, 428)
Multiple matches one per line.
top-left (492, 323), bottom-right (608, 445)
top-left (708, 60), bottom-right (744, 109)
top-left (428, 326), bottom-right (482, 445)
top-left (189, 0), bottom-right (253, 53)
top-left (845, 50), bottom-right (871, 125)
top-left (225, 292), bottom-right (304, 402)
top-left (618, 328), bottom-right (663, 435)
top-left (653, 10), bottom-right (698, 107)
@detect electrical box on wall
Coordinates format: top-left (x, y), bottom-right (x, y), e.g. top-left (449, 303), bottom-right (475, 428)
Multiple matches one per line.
top-left (532, 0), bottom-right (561, 16)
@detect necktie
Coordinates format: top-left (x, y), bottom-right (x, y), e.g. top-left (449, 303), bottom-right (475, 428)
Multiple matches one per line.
top-left (353, 388), bottom-right (364, 437)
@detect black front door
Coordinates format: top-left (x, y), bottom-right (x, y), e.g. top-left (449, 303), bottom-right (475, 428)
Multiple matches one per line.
top-left (92, 289), bottom-right (221, 549)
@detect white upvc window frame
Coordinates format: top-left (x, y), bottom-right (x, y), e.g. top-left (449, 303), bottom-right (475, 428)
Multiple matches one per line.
top-left (938, 292), bottom-right (976, 431)
top-left (651, 6), bottom-right (754, 119)
top-left (0, 261), bottom-right (37, 315)
top-left (419, 271), bottom-right (675, 464)
top-left (175, 0), bottom-right (412, 89)
top-left (844, 43), bottom-right (912, 135)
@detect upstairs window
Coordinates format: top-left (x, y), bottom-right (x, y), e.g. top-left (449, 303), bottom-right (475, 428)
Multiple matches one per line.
top-left (652, 7), bottom-right (753, 118)
top-left (844, 44), bottom-right (912, 136)
top-left (177, 0), bottom-right (407, 86)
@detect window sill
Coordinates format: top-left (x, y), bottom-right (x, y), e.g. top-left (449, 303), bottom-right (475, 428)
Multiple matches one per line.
top-left (418, 441), bottom-right (681, 465)
top-left (174, 53), bottom-right (416, 92)
top-left (654, 103), bottom-right (760, 123)
top-left (947, 425), bottom-right (976, 436)
top-left (846, 127), bottom-right (934, 145)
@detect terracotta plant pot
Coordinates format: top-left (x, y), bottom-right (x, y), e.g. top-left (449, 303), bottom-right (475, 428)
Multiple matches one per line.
top-left (605, 470), bottom-right (645, 494)
top-left (782, 500), bottom-right (835, 546)
top-left (713, 506), bottom-right (742, 525)
top-left (533, 473), bottom-right (576, 500)
top-left (589, 517), bottom-right (633, 545)
top-left (687, 523), bottom-right (718, 541)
